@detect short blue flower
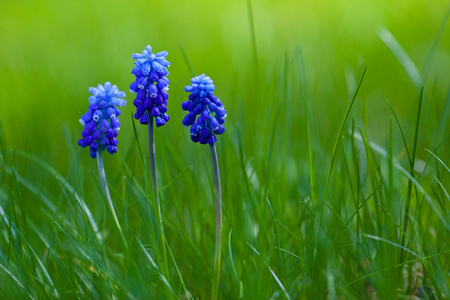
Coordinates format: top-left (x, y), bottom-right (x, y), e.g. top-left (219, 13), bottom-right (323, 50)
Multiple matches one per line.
top-left (78, 82), bottom-right (126, 158)
top-left (183, 74), bottom-right (226, 145)
top-left (130, 45), bottom-right (170, 127)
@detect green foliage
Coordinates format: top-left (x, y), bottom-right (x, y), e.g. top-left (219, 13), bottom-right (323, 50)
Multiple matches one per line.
top-left (0, 0), bottom-right (449, 298)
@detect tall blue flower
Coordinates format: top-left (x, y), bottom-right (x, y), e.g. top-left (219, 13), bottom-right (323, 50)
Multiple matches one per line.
top-left (130, 45), bottom-right (170, 127)
top-left (78, 82), bottom-right (126, 158)
top-left (182, 74), bottom-right (226, 145)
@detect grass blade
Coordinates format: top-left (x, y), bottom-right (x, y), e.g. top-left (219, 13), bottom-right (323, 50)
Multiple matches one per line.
top-left (422, 5), bottom-right (450, 79)
top-left (424, 148), bottom-right (450, 173)
top-left (323, 65), bottom-right (367, 201)
top-left (247, 0), bottom-right (259, 75)
top-left (385, 99), bottom-right (412, 165)
top-left (0, 262), bottom-right (36, 300)
top-left (400, 88), bottom-right (424, 261)
top-left (269, 266), bottom-right (290, 300)
top-left (378, 27), bottom-right (423, 89)
top-left (179, 43), bottom-right (196, 77)
top-left (136, 239), bottom-right (177, 297)
top-left (337, 250), bottom-right (450, 294)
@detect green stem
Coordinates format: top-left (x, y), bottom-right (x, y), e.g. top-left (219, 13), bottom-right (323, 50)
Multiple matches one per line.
top-left (210, 144), bottom-right (222, 300)
top-left (148, 113), bottom-right (169, 279)
top-left (400, 87), bottom-right (423, 263)
top-left (96, 151), bottom-right (128, 253)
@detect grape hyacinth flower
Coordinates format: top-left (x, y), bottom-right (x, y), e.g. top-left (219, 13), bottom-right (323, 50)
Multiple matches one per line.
top-left (130, 45), bottom-right (170, 127)
top-left (130, 45), bottom-right (170, 275)
top-left (77, 82), bottom-right (128, 253)
top-left (183, 74), bottom-right (225, 300)
top-left (78, 82), bottom-right (126, 158)
top-left (182, 74), bottom-right (226, 145)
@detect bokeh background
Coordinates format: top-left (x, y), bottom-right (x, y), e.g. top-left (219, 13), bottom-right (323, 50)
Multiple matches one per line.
top-left (1, 0), bottom-right (449, 164)
top-left (1, 0), bottom-right (449, 298)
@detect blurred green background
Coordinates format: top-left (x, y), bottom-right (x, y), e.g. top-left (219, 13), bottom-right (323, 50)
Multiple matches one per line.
top-left (1, 0), bottom-right (450, 298)
top-left (1, 0), bottom-right (449, 165)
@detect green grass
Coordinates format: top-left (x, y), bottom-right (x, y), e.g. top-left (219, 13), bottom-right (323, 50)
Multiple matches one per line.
top-left (1, 0), bottom-right (450, 298)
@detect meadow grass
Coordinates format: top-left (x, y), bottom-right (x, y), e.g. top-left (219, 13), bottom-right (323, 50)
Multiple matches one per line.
top-left (0, 0), bottom-right (450, 299)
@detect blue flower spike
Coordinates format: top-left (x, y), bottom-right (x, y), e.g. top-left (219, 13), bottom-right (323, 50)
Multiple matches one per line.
top-left (78, 82), bottom-right (126, 158)
top-left (131, 45), bottom-right (171, 275)
top-left (184, 74), bottom-right (226, 300)
top-left (183, 74), bottom-right (227, 145)
top-left (130, 45), bottom-right (170, 127)
top-left (77, 82), bottom-right (128, 254)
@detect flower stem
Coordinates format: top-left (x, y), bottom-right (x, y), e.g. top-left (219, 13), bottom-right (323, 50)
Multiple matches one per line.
top-left (210, 144), bottom-right (222, 300)
top-left (148, 113), bottom-right (169, 279)
top-left (96, 151), bottom-right (128, 253)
